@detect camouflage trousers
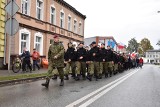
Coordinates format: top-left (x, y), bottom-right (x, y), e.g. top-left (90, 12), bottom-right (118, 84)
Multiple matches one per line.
top-left (88, 61), bottom-right (100, 76)
top-left (106, 61), bottom-right (113, 74)
top-left (76, 61), bottom-right (86, 75)
top-left (114, 63), bottom-right (118, 71)
top-left (65, 61), bottom-right (76, 75)
top-left (99, 62), bottom-right (107, 74)
top-left (46, 64), bottom-right (64, 79)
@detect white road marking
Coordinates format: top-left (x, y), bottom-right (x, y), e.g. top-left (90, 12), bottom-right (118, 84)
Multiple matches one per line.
top-left (79, 70), bottom-right (139, 107)
top-left (66, 70), bottom-right (139, 107)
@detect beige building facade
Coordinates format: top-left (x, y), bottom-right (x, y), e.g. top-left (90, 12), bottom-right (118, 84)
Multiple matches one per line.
top-left (5, 0), bottom-right (86, 63)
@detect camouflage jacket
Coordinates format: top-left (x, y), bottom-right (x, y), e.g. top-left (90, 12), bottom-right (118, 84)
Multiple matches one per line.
top-left (48, 42), bottom-right (64, 67)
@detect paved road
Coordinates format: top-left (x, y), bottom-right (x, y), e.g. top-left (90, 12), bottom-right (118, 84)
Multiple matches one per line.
top-left (0, 64), bottom-right (160, 107)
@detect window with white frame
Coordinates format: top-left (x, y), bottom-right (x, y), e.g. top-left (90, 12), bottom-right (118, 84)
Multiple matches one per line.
top-left (21, 0), bottom-right (30, 15)
top-left (79, 22), bottom-right (82, 35)
top-left (68, 16), bottom-right (71, 31)
top-left (34, 32), bottom-right (43, 55)
top-left (20, 33), bottom-right (28, 53)
top-left (74, 20), bottom-right (77, 33)
top-left (60, 12), bottom-right (65, 28)
top-left (36, 0), bottom-right (43, 20)
top-left (50, 6), bottom-right (56, 25)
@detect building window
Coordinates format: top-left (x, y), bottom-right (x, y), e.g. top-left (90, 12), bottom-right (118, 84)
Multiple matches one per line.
top-left (68, 16), bottom-right (72, 31)
top-left (50, 6), bottom-right (56, 25)
top-left (153, 55), bottom-right (155, 58)
top-left (79, 22), bottom-right (82, 35)
top-left (21, 34), bottom-right (28, 53)
top-left (34, 32), bottom-right (43, 55)
top-left (21, 0), bottom-right (30, 15)
top-left (60, 12), bottom-right (65, 28)
top-left (36, 0), bottom-right (43, 20)
top-left (19, 28), bottom-right (31, 54)
top-left (74, 20), bottom-right (77, 33)
top-left (150, 55), bottom-right (152, 58)
top-left (147, 55), bottom-right (149, 58)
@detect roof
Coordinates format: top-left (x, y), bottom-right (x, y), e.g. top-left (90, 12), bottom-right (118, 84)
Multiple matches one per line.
top-left (55, 0), bottom-right (86, 19)
top-left (146, 50), bottom-right (160, 52)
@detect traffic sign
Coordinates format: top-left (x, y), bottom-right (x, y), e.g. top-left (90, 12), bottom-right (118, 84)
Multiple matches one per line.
top-left (5, 18), bottom-right (19, 36)
top-left (5, 1), bottom-right (19, 17)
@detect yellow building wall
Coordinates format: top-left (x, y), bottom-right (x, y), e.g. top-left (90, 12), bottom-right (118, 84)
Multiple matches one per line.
top-left (0, 0), bottom-right (5, 57)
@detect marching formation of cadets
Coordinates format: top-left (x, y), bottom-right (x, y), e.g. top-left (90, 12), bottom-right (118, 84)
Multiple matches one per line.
top-left (63, 41), bottom-right (127, 81)
top-left (42, 38), bottom-right (143, 88)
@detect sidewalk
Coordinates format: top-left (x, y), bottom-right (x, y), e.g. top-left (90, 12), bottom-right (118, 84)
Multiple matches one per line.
top-left (0, 68), bottom-right (48, 77)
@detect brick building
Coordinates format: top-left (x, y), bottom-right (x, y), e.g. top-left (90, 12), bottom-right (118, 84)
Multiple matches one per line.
top-left (5, 0), bottom-right (86, 64)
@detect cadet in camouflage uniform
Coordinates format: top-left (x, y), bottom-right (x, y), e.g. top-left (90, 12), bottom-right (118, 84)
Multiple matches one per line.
top-left (88, 41), bottom-right (100, 81)
top-left (113, 51), bottom-right (119, 75)
top-left (42, 35), bottom-right (65, 88)
top-left (64, 42), bottom-right (76, 80)
top-left (106, 46), bottom-right (114, 77)
top-left (99, 43), bottom-right (107, 79)
top-left (75, 42), bottom-right (86, 81)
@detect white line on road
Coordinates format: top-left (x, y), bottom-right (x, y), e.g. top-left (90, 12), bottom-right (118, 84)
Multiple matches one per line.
top-left (66, 69), bottom-right (139, 107)
top-left (79, 69), bottom-right (139, 107)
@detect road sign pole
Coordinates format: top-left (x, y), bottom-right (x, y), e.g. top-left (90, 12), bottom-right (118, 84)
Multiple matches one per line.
top-left (8, 0), bottom-right (13, 71)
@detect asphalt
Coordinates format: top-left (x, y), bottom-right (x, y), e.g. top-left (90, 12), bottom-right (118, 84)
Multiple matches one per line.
top-left (0, 64), bottom-right (160, 107)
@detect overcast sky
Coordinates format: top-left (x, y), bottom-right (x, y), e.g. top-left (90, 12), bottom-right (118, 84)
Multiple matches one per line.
top-left (65, 0), bottom-right (160, 49)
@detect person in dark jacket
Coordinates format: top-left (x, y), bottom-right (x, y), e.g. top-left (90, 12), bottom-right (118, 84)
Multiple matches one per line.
top-left (99, 43), bottom-right (107, 79)
top-left (88, 41), bottom-right (100, 81)
top-left (64, 42), bottom-right (76, 80)
top-left (105, 46), bottom-right (114, 77)
top-left (21, 47), bottom-right (32, 72)
top-left (113, 51), bottom-right (119, 75)
top-left (75, 42), bottom-right (86, 81)
top-left (85, 46), bottom-right (90, 74)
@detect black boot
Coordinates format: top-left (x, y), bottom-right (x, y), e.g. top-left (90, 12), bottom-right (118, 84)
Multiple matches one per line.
top-left (105, 73), bottom-right (108, 78)
top-left (75, 75), bottom-right (80, 81)
top-left (96, 75), bottom-right (98, 81)
top-left (64, 75), bottom-right (69, 80)
top-left (60, 79), bottom-right (64, 86)
top-left (109, 71), bottom-right (112, 77)
top-left (82, 74), bottom-right (86, 80)
top-left (87, 75), bottom-right (92, 81)
top-left (41, 79), bottom-right (50, 88)
top-left (52, 75), bottom-right (57, 80)
top-left (98, 74), bottom-right (102, 79)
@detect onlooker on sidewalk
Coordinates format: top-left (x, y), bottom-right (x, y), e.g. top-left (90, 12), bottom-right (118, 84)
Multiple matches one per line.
top-left (21, 47), bottom-right (32, 72)
top-left (32, 48), bottom-right (40, 71)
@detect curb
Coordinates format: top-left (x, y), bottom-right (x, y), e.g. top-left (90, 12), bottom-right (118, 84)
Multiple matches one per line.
top-left (0, 76), bottom-right (46, 87)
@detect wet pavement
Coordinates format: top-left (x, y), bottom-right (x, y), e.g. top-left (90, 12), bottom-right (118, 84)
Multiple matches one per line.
top-left (0, 64), bottom-right (160, 107)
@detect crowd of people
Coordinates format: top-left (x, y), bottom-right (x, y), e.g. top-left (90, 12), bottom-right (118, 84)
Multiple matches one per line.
top-left (41, 35), bottom-right (143, 88)
top-left (14, 48), bottom-right (41, 72)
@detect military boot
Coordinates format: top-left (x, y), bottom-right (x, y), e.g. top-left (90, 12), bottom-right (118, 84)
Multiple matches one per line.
top-left (75, 75), bottom-right (80, 81)
top-left (52, 75), bottom-right (57, 80)
top-left (98, 74), bottom-right (102, 79)
top-left (87, 75), bottom-right (92, 81)
top-left (41, 79), bottom-right (50, 88)
top-left (82, 74), bottom-right (86, 80)
top-left (95, 75), bottom-right (98, 81)
top-left (105, 73), bottom-right (108, 78)
top-left (109, 71), bottom-right (112, 77)
top-left (60, 79), bottom-right (64, 86)
top-left (64, 75), bottom-right (69, 80)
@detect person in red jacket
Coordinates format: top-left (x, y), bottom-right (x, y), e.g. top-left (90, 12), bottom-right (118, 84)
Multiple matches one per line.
top-left (139, 57), bottom-right (143, 68)
top-left (32, 48), bottom-right (40, 71)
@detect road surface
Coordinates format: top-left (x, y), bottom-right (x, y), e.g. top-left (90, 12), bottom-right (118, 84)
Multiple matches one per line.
top-left (0, 64), bottom-right (160, 107)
